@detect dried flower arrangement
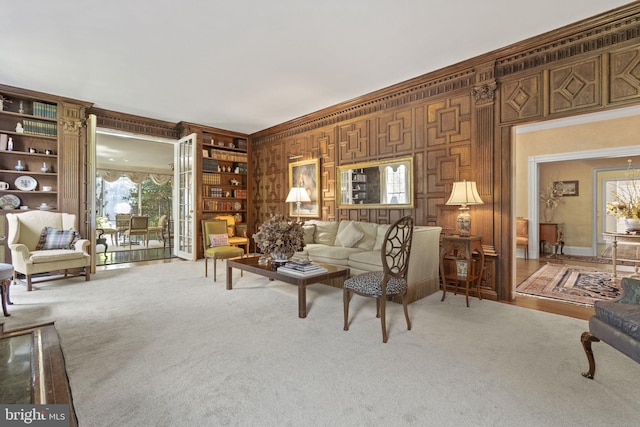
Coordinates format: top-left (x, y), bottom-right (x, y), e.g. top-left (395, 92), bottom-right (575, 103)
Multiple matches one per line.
top-left (252, 213), bottom-right (305, 259)
top-left (606, 160), bottom-right (640, 220)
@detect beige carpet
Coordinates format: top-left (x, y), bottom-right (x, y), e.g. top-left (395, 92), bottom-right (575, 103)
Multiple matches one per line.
top-left (2, 261), bottom-right (639, 426)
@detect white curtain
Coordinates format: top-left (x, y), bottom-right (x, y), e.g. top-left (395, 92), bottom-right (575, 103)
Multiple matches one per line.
top-left (97, 169), bottom-right (172, 184)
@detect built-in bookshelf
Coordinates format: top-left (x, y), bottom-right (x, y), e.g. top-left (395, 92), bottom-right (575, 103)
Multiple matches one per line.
top-left (0, 91), bottom-right (59, 212)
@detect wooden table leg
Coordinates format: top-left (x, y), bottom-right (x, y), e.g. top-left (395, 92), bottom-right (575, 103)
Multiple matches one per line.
top-left (226, 264), bottom-right (233, 290)
top-left (298, 284), bottom-right (307, 318)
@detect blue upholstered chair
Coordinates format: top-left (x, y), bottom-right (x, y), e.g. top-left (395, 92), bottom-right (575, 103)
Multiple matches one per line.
top-left (581, 277), bottom-right (640, 379)
top-left (343, 216), bottom-right (414, 343)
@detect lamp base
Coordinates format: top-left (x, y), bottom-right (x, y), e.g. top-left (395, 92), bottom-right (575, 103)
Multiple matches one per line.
top-left (457, 208), bottom-right (471, 237)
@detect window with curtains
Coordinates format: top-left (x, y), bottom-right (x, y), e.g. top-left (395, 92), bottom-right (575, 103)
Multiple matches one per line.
top-left (383, 164), bottom-right (407, 204)
top-left (96, 170), bottom-right (172, 228)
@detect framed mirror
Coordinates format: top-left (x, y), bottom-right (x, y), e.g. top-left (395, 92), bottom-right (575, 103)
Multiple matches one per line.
top-left (337, 156), bottom-right (414, 209)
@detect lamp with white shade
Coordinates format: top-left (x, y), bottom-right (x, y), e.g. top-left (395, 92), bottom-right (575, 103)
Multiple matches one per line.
top-left (445, 180), bottom-right (483, 237)
top-left (285, 183), bottom-right (311, 223)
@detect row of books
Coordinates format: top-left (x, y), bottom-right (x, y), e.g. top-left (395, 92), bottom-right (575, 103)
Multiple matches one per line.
top-left (22, 118), bottom-right (57, 137)
top-left (277, 261), bottom-right (328, 277)
top-left (32, 101), bottom-right (57, 119)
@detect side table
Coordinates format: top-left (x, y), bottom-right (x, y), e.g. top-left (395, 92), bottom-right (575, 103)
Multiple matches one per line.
top-left (439, 235), bottom-right (485, 307)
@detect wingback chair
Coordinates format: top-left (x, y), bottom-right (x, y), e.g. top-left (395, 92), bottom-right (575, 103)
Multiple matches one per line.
top-left (7, 211), bottom-right (91, 291)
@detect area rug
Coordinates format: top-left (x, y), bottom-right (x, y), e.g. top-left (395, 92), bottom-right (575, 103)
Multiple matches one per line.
top-left (516, 263), bottom-right (622, 305)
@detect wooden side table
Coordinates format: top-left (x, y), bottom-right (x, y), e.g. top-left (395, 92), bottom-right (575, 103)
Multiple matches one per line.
top-left (440, 235), bottom-right (485, 307)
top-left (539, 222), bottom-right (564, 255)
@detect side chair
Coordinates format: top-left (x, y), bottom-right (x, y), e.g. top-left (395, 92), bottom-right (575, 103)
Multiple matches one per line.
top-left (202, 219), bottom-right (245, 281)
top-left (123, 216), bottom-right (150, 249)
top-left (343, 215), bottom-right (414, 343)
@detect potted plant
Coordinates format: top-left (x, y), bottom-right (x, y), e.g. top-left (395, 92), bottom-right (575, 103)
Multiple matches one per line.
top-left (606, 160), bottom-right (640, 232)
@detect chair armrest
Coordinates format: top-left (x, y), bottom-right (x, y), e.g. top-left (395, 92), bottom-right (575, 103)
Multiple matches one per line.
top-left (618, 278), bottom-right (640, 305)
top-left (8, 243), bottom-right (30, 259)
top-left (73, 239), bottom-right (91, 254)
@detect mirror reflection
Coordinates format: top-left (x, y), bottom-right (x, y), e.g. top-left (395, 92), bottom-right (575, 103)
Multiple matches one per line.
top-left (337, 156), bottom-right (413, 208)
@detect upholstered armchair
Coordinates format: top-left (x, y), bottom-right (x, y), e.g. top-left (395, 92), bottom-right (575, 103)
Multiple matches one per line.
top-left (7, 211), bottom-right (91, 291)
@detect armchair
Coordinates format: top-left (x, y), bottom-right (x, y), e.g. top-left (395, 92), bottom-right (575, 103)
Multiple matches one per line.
top-left (213, 215), bottom-right (249, 254)
top-left (581, 277), bottom-right (640, 379)
top-left (7, 211), bottom-right (91, 291)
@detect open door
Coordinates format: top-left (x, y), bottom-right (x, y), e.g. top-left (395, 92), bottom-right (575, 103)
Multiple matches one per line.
top-left (174, 133), bottom-right (197, 260)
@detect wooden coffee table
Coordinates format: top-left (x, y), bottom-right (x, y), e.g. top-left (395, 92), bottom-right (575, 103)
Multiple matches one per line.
top-left (226, 256), bottom-right (350, 318)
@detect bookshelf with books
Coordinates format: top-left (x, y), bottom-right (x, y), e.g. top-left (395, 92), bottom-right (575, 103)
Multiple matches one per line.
top-left (179, 122), bottom-right (250, 258)
top-left (0, 90), bottom-right (59, 213)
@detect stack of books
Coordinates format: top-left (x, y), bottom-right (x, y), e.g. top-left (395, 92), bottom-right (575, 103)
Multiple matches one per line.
top-left (277, 261), bottom-right (328, 277)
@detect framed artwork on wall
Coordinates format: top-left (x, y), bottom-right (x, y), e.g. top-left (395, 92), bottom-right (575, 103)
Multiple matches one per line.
top-left (288, 158), bottom-right (320, 217)
top-left (554, 180), bottom-right (579, 196)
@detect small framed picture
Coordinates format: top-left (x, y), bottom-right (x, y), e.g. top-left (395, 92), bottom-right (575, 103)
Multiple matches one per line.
top-left (202, 149), bottom-right (209, 158)
top-left (554, 180), bottom-right (579, 196)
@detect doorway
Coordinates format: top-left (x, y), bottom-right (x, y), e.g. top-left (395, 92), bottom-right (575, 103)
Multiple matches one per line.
top-left (94, 128), bottom-right (177, 266)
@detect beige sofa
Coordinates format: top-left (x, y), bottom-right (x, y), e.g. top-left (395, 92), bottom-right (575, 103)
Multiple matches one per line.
top-left (293, 220), bottom-right (442, 303)
top-left (7, 211), bottom-right (91, 291)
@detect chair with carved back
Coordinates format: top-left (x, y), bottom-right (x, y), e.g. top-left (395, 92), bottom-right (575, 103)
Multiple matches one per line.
top-left (343, 216), bottom-right (414, 343)
top-left (123, 216), bottom-right (150, 249)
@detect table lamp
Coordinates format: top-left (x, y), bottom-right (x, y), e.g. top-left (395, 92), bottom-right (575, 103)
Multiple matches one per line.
top-left (285, 182), bottom-right (311, 223)
top-left (446, 180), bottom-right (483, 237)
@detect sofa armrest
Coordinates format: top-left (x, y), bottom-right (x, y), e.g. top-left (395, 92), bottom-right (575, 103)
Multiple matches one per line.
top-left (8, 243), bottom-right (30, 260)
top-left (73, 239), bottom-right (91, 254)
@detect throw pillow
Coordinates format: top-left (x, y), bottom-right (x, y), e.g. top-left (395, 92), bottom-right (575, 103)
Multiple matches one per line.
top-left (373, 224), bottom-right (391, 250)
top-left (37, 227), bottom-right (79, 250)
top-left (302, 224), bottom-right (316, 244)
top-left (35, 226), bottom-right (49, 250)
top-left (209, 233), bottom-right (229, 247)
top-left (336, 222), bottom-right (364, 248)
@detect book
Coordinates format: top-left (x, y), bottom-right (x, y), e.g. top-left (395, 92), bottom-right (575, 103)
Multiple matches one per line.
top-left (284, 261), bottom-right (326, 272)
top-left (277, 265), bottom-right (328, 277)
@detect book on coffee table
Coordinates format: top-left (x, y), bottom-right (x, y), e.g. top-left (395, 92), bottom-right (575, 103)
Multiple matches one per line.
top-left (277, 264), bottom-right (328, 277)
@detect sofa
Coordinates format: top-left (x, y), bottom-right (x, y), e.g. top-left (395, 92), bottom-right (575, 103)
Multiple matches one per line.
top-left (7, 211), bottom-right (91, 291)
top-left (581, 277), bottom-right (640, 379)
top-left (292, 220), bottom-right (442, 303)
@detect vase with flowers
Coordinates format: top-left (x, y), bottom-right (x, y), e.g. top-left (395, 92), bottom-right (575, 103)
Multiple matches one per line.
top-left (252, 213), bottom-right (305, 266)
top-left (539, 183), bottom-right (564, 222)
top-left (606, 160), bottom-right (640, 233)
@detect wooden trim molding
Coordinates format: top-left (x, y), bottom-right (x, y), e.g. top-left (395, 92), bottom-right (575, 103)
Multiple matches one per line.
top-left (89, 107), bottom-right (179, 140)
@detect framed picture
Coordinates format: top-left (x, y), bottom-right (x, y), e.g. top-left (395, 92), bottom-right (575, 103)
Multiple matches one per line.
top-left (202, 149), bottom-right (209, 158)
top-left (554, 180), bottom-right (579, 196)
top-left (288, 158), bottom-right (320, 217)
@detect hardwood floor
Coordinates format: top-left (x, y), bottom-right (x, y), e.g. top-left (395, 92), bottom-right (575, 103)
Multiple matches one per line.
top-left (509, 256), bottom-right (600, 321)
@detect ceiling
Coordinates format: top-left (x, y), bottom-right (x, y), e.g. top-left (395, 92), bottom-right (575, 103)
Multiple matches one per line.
top-left (1, 1), bottom-right (632, 171)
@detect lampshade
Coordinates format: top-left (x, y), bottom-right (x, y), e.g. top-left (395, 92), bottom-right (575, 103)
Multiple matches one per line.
top-left (446, 180), bottom-right (483, 237)
top-left (446, 181), bottom-right (484, 207)
top-left (285, 187), bottom-right (311, 203)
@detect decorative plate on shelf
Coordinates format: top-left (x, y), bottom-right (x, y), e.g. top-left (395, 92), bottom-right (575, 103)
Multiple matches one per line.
top-left (15, 176), bottom-right (37, 191)
top-left (234, 201), bottom-right (242, 210)
top-left (0, 194), bottom-right (20, 210)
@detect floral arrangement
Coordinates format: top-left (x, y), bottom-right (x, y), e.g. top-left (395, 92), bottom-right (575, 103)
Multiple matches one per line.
top-left (539, 183), bottom-right (564, 209)
top-left (252, 214), bottom-right (305, 259)
top-left (606, 160), bottom-right (640, 220)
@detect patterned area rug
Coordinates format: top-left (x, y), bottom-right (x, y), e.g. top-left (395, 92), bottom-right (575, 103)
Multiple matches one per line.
top-left (516, 263), bottom-right (622, 306)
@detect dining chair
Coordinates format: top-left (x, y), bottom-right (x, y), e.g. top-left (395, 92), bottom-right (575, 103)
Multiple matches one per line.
top-left (343, 215), bottom-right (414, 343)
top-left (202, 219), bottom-right (245, 281)
top-left (124, 216), bottom-right (150, 249)
top-left (516, 217), bottom-right (529, 259)
top-left (115, 214), bottom-right (132, 246)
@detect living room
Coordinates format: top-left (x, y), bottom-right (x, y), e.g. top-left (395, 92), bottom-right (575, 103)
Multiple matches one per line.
top-left (1, 2), bottom-right (640, 425)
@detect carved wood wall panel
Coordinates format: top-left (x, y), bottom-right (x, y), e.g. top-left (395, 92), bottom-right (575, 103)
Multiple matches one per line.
top-left (249, 4), bottom-right (640, 301)
top-left (609, 45), bottom-right (640, 103)
top-left (500, 74), bottom-right (543, 123)
top-left (550, 58), bottom-right (601, 113)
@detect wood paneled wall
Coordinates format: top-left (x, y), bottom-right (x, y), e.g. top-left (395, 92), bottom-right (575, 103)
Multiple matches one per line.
top-left (250, 3), bottom-right (640, 301)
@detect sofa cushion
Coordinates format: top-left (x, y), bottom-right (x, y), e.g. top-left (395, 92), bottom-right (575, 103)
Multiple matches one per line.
top-left (594, 300), bottom-right (640, 341)
top-left (302, 224), bottom-right (316, 244)
top-left (306, 245), bottom-right (364, 266)
top-left (30, 249), bottom-right (87, 263)
top-left (348, 250), bottom-right (383, 273)
top-left (373, 224), bottom-right (391, 250)
top-left (336, 221), bottom-right (364, 248)
top-left (313, 221), bottom-right (339, 245)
